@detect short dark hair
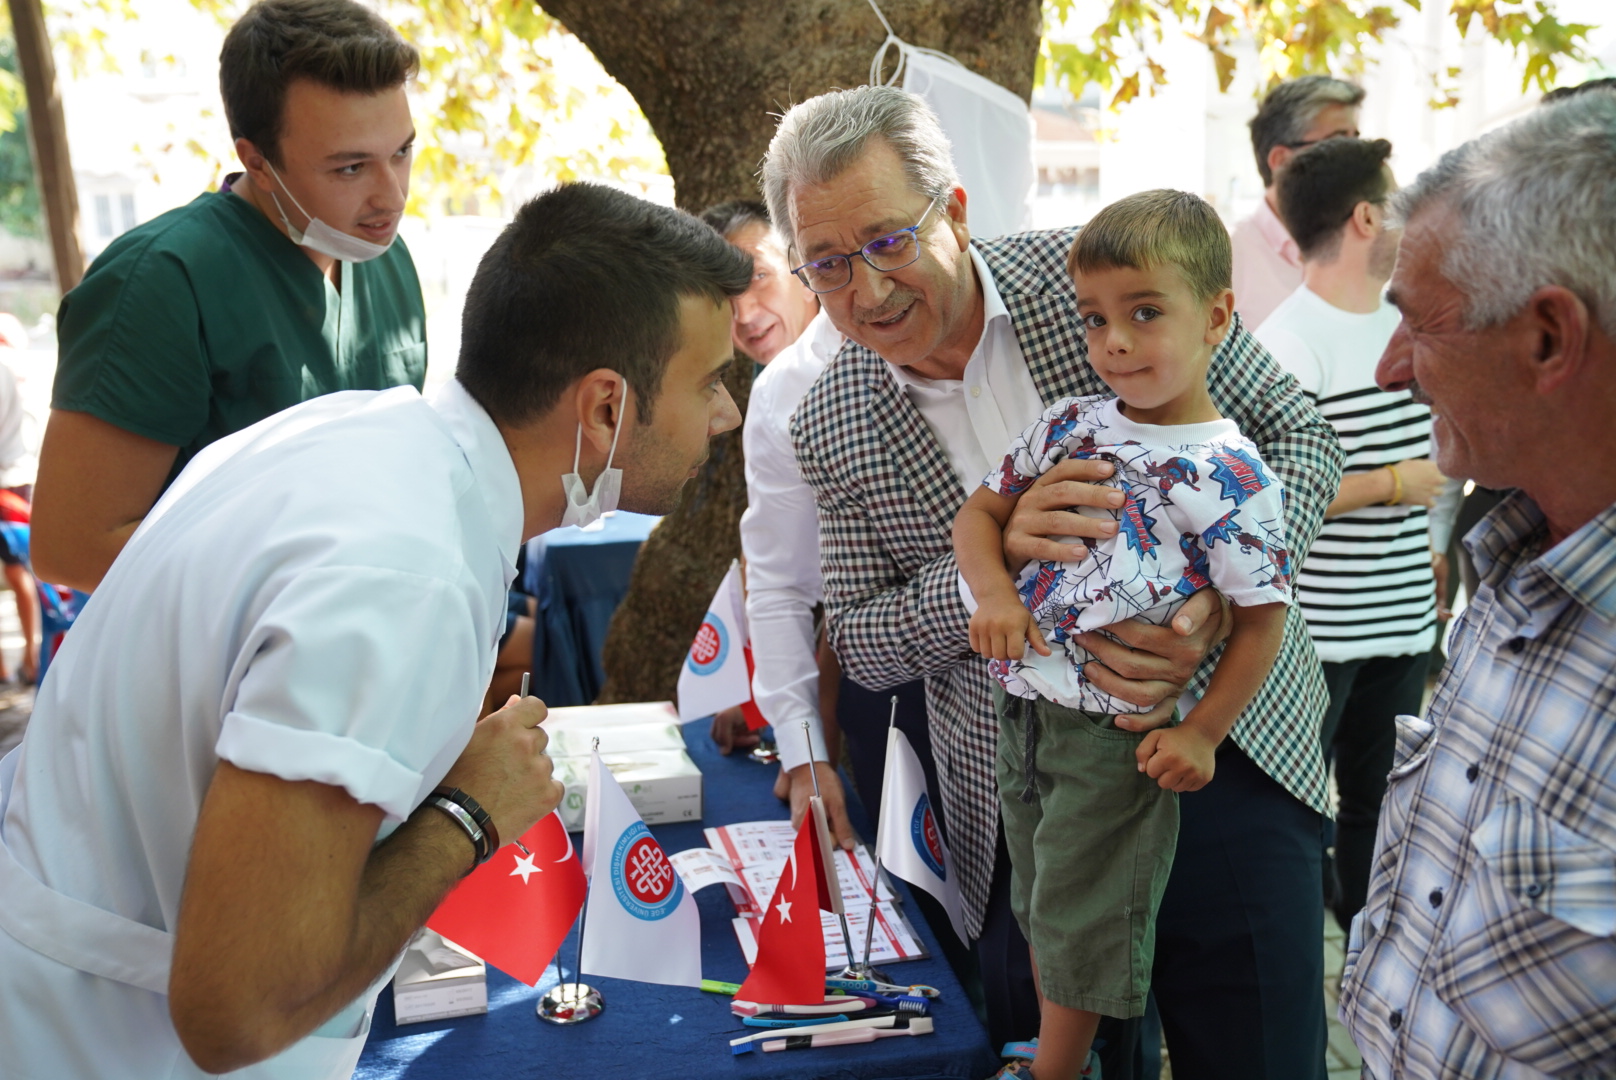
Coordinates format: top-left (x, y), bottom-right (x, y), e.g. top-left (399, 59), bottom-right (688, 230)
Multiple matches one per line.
top-left (1274, 137), bottom-right (1394, 261)
top-left (1248, 75), bottom-right (1365, 186)
top-left (1542, 77), bottom-right (1616, 104)
top-left (456, 183), bottom-right (754, 427)
top-left (699, 199), bottom-right (771, 242)
top-left (219, 0), bottom-right (419, 165)
top-left (1069, 189), bottom-right (1231, 302)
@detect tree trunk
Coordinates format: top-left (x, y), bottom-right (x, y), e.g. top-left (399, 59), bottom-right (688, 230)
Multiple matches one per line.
top-left (7, 0), bottom-right (82, 291)
top-left (539, 0), bottom-right (1042, 705)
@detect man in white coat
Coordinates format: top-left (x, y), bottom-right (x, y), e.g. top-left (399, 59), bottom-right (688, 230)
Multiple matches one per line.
top-left (0, 183), bottom-right (749, 1079)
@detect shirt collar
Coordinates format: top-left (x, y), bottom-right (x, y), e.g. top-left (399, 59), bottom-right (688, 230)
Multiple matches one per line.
top-left (884, 247), bottom-right (1009, 391)
top-left (430, 378), bottom-right (524, 576)
top-left (1468, 489), bottom-right (1616, 623)
top-left (1255, 197), bottom-right (1302, 269)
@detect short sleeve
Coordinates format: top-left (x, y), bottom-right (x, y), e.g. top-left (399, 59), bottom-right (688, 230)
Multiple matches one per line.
top-left (53, 239), bottom-right (211, 447)
top-left (981, 397), bottom-right (1085, 497)
top-left (1192, 444), bottom-right (1293, 609)
top-left (1254, 325), bottom-right (1324, 399)
top-left (215, 565), bottom-right (489, 821)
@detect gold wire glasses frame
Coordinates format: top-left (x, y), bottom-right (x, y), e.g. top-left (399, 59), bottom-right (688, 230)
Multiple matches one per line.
top-left (790, 196), bottom-right (944, 294)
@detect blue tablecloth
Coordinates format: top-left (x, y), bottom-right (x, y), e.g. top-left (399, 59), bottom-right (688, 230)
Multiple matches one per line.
top-left (523, 512), bottom-right (660, 707)
top-left (356, 719), bottom-right (999, 1080)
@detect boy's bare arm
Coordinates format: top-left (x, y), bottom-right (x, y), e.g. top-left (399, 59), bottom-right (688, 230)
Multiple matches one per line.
top-left (951, 486), bottom-right (1021, 604)
top-left (953, 487), bottom-right (1052, 660)
top-left (1134, 601), bottom-right (1287, 792)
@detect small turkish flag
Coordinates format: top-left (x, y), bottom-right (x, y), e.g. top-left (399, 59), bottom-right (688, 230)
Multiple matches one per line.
top-left (740, 645), bottom-right (769, 732)
top-left (734, 816), bottom-right (827, 1006)
top-left (426, 811), bottom-right (586, 986)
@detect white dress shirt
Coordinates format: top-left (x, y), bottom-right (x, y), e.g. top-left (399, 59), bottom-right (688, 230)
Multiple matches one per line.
top-left (886, 247), bottom-right (1044, 496)
top-left (0, 379), bottom-right (520, 1080)
top-left (741, 310), bottom-right (842, 770)
top-left (743, 250), bottom-right (1046, 770)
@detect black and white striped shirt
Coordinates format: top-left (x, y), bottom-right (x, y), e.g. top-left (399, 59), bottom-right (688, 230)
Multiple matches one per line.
top-left (1257, 286), bottom-right (1436, 662)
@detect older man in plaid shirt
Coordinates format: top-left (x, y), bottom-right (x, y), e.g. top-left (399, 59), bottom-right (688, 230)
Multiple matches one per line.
top-left (1341, 92), bottom-right (1616, 1079)
top-left (762, 86), bottom-right (1344, 1077)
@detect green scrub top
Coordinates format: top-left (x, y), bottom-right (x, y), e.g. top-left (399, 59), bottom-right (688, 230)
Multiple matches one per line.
top-left (53, 187), bottom-right (427, 482)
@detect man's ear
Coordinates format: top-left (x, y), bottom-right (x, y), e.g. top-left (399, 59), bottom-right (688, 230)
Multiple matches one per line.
top-left (236, 138), bottom-right (273, 187)
top-left (573, 368), bottom-right (628, 457)
top-left (945, 186), bottom-right (971, 248)
top-left (1204, 288), bottom-right (1236, 345)
top-left (1266, 145), bottom-right (1292, 186)
top-left (1522, 285), bottom-right (1591, 396)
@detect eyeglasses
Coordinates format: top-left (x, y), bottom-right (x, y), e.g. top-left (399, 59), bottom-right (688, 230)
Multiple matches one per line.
top-left (1283, 130), bottom-right (1360, 150)
top-left (791, 197), bottom-right (943, 294)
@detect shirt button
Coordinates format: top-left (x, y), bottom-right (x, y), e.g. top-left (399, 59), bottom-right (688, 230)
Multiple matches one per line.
top-left (1525, 881), bottom-right (1545, 898)
top-left (1389, 1009), bottom-right (1403, 1031)
top-left (1428, 888), bottom-right (1444, 908)
top-left (1508, 636), bottom-right (1526, 653)
top-left (970, 385), bottom-right (982, 398)
top-left (1466, 763), bottom-right (1480, 783)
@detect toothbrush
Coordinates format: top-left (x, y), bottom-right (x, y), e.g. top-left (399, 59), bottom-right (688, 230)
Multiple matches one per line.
top-left (761, 1016), bottom-right (936, 1051)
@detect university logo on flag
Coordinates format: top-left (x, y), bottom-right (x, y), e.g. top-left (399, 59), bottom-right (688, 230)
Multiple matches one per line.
top-left (910, 792), bottom-right (946, 880)
top-left (610, 821), bottom-right (686, 921)
top-left (686, 610), bottom-right (731, 676)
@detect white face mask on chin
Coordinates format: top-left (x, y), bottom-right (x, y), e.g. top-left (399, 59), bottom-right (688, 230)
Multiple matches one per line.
top-left (559, 379), bottom-right (628, 529)
top-left (263, 160), bottom-right (394, 264)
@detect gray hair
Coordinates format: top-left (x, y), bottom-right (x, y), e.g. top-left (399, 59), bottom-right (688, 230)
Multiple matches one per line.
top-left (1248, 75), bottom-right (1365, 186)
top-left (760, 85), bottom-right (959, 250)
top-left (1393, 92), bottom-right (1616, 336)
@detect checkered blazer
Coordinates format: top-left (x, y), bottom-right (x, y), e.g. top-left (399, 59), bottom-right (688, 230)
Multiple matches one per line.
top-left (792, 229), bottom-right (1341, 938)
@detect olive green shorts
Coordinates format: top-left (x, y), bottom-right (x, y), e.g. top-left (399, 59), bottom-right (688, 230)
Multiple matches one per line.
top-left (993, 684), bottom-right (1179, 1019)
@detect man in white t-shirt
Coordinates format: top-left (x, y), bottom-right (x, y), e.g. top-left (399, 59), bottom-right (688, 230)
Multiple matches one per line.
top-left (1255, 137), bottom-right (1456, 929)
top-left (0, 183), bottom-right (749, 1080)
top-left (1232, 76), bottom-right (1364, 328)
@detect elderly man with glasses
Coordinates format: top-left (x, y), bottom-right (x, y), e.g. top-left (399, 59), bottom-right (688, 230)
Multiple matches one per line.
top-left (764, 85), bottom-right (1343, 1078)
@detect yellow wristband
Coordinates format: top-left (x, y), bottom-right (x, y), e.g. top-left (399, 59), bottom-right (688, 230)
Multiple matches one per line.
top-left (1383, 465), bottom-right (1403, 506)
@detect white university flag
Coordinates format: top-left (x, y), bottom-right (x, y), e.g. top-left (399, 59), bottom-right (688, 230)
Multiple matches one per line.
top-left (675, 559), bottom-right (751, 722)
top-left (579, 750), bottom-right (702, 987)
top-left (876, 726), bottom-right (968, 945)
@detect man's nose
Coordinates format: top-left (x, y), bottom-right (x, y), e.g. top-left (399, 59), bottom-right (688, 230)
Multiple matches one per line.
top-left (848, 257), bottom-right (893, 310)
top-left (375, 157), bottom-right (409, 213)
top-left (1377, 324), bottom-right (1414, 391)
top-left (710, 382), bottom-right (741, 436)
top-left (734, 288), bottom-right (763, 326)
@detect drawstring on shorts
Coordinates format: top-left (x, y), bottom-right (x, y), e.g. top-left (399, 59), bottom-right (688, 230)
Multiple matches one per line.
top-left (1013, 695), bottom-right (1040, 804)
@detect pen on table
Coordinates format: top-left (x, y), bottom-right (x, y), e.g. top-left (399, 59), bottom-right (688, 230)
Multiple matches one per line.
top-left (760, 1016), bottom-right (935, 1051)
top-left (511, 672), bottom-right (532, 858)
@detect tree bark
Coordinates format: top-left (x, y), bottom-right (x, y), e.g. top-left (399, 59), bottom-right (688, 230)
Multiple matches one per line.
top-left (7, 0), bottom-right (82, 291)
top-left (539, 0), bottom-right (1042, 705)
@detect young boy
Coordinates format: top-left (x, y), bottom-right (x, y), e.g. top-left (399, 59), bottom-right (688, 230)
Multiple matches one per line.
top-left (952, 190), bottom-right (1292, 1080)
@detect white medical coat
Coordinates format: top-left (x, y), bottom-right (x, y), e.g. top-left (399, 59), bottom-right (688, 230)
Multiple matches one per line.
top-left (0, 380), bottom-right (520, 1079)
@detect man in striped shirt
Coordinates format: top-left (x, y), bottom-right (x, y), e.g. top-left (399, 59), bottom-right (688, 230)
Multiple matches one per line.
top-left (1340, 91), bottom-right (1616, 1079)
top-left (1254, 136), bottom-right (1457, 930)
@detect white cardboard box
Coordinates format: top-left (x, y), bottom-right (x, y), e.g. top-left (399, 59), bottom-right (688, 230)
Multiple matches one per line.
top-left (545, 702), bottom-right (703, 830)
top-left (391, 931), bottom-right (488, 1025)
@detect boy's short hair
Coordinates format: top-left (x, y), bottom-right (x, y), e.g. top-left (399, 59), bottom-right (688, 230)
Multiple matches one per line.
top-left (1069, 189), bottom-right (1232, 302)
top-left (220, 0), bottom-right (419, 166)
top-left (1274, 138), bottom-right (1394, 262)
top-left (456, 183), bottom-right (753, 428)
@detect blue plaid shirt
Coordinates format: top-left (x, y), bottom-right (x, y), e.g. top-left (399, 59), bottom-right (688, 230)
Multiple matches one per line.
top-left (1339, 490), bottom-right (1616, 1078)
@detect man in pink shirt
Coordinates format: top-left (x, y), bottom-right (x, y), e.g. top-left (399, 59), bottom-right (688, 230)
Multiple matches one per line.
top-left (1232, 76), bottom-right (1364, 328)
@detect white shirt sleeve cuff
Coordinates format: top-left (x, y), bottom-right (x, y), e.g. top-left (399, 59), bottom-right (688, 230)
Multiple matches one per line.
top-left (957, 572), bottom-right (978, 615)
top-left (217, 710), bottom-right (425, 822)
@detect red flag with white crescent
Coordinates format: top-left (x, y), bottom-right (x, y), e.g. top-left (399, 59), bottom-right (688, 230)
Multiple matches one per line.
top-left (734, 816), bottom-right (827, 1005)
top-left (426, 811), bottom-right (586, 986)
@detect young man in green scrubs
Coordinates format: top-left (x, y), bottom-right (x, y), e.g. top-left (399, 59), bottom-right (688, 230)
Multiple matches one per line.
top-left (31, 0), bottom-right (427, 592)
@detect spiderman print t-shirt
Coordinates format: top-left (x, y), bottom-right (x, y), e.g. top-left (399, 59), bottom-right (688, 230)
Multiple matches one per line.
top-left (982, 393), bottom-right (1292, 713)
